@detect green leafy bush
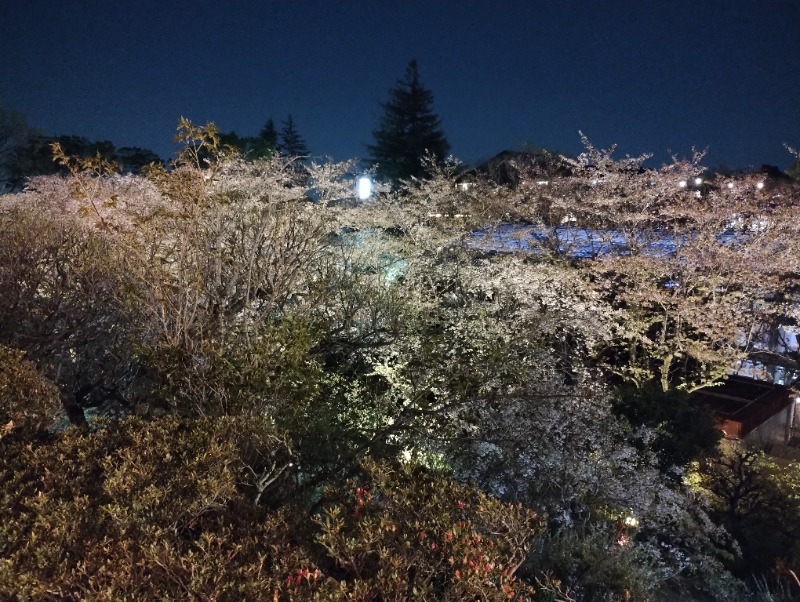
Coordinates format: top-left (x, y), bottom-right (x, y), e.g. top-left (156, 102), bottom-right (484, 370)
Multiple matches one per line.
top-left (0, 345), bottom-right (59, 438)
top-left (0, 417), bottom-right (561, 600)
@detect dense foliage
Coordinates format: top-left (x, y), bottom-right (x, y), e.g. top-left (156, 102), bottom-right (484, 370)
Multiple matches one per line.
top-left (1, 121), bottom-right (799, 600)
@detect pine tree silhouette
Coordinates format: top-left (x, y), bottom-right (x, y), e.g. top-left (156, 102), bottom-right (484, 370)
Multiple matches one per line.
top-left (259, 119), bottom-right (278, 154)
top-left (277, 115), bottom-right (309, 158)
top-left (368, 60), bottom-right (450, 181)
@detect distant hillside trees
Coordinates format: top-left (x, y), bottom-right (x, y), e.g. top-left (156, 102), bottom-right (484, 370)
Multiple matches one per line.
top-left (0, 108), bottom-right (33, 190)
top-left (3, 131), bottom-right (163, 189)
top-left (368, 59), bottom-right (450, 182)
top-left (216, 130), bottom-right (274, 161)
top-left (198, 119), bottom-right (281, 164)
top-left (205, 116), bottom-right (309, 162)
top-left (114, 146), bottom-right (163, 173)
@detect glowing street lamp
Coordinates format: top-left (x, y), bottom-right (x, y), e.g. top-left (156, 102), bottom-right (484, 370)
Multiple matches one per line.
top-left (357, 176), bottom-right (372, 200)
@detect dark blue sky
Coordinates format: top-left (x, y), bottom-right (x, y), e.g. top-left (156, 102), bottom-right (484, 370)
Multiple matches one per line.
top-left (2, 0), bottom-right (799, 169)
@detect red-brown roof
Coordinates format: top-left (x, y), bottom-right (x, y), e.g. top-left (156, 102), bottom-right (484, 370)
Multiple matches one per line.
top-left (693, 376), bottom-right (793, 439)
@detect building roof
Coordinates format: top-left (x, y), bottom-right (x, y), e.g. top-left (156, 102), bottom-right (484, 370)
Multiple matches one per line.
top-left (693, 375), bottom-right (793, 439)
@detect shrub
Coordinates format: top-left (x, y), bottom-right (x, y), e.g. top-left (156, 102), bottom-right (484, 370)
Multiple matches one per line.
top-left (0, 345), bottom-right (59, 438)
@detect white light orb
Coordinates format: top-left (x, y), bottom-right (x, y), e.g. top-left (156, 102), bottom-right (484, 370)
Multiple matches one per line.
top-left (756, 181), bottom-right (765, 190)
top-left (694, 177), bottom-right (703, 186)
top-left (727, 182), bottom-right (734, 189)
top-left (357, 176), bottom-right (372, 200)
top-left (623, 516), bottom-right (639, 528)
top-left (678, 180), bottom-right (687, 188)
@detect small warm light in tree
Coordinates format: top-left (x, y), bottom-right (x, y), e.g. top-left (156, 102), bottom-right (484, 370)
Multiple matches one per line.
top-left (678, 180), bottom-right (687, 188)
top-left (727, 182), bottom-right (735, 189)
top-left (694, 177), bottom-right (703, 186)
top-left (357, 176), bottom-right (372, 200)
top-left (756, 181), bottom-right (765, 190)
top-left (623, 515), bottom-right (639, 528)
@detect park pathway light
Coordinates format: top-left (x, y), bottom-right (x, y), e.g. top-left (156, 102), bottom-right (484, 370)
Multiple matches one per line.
top-left (357, 176), bottom-right (372, 200)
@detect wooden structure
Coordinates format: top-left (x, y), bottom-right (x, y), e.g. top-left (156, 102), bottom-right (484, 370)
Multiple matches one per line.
top-left (693, 375), bottom-right (794, 444)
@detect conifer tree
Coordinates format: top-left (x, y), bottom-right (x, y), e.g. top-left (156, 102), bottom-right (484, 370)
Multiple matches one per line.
top-left (277, 115), bottom-right (309, 158)
top-left (259, 119), bottom-right (278, 152)
top-left (368, 59), bottom-right (450, 182)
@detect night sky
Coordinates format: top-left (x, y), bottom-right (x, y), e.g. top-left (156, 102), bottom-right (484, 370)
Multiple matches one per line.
top-left (2, 0), bottom-right (799, 170)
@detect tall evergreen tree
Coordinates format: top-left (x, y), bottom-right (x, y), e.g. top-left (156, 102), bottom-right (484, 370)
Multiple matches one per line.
top-left (277, 115), bottom-right (309, 158)
top-left (259, 119), bottom-right (278, 152)
top-left (368, 59), bottom-right (450, 182)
